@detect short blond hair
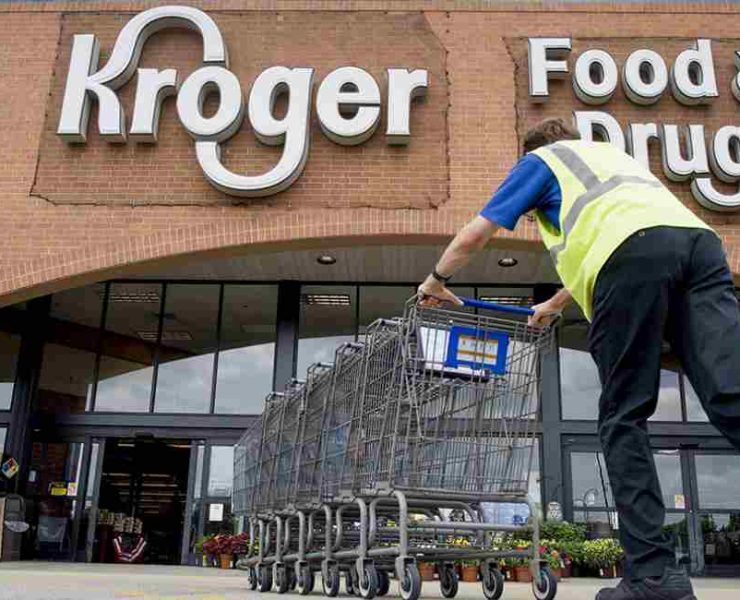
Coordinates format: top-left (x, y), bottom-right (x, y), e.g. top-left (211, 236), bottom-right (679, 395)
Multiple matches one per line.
top-left (522, 118), bottom-right (580, 154)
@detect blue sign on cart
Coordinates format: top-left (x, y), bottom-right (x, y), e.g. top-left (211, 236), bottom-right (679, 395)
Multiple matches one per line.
top-left (444, 326), bottom-right (509, 374)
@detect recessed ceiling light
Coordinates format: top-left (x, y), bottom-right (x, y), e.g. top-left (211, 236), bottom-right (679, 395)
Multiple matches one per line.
top-left (498, 257), bottom-right (518, 268)
top-left (316, 255), bottom-right (337, 265)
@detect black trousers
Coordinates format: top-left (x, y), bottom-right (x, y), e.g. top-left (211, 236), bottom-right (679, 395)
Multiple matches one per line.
top-left (587, 226), bottom-right (740, 580)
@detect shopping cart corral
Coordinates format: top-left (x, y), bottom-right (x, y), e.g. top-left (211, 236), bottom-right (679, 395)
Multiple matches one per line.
top-left (233, 299), bottom-right (558, 600)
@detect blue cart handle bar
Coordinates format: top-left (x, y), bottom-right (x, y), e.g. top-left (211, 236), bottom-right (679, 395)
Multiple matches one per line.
top-left (458, 296), bottom-right (535, 317)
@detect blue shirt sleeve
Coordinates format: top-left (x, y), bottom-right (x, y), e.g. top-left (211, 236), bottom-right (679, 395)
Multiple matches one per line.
top-left (479, 154), bottom-right (561, 231)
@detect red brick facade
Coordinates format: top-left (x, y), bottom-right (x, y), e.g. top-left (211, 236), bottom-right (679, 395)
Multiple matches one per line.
top-left (1, 1), bottom-right (739, 305)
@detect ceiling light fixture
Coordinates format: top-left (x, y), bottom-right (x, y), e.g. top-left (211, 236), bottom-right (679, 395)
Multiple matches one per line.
top-left (316, 255), bottom-right (337, 265)
top-left (301, 293), bottom-right (351, 306)
top-left (137, 330), bottom-right (193, 341)
top-left (479, 295), bottom-right (533, 306)
top-left (107, 289), bottom-right (161, 303)
top-left (498, 257), bottom-right (518, 268)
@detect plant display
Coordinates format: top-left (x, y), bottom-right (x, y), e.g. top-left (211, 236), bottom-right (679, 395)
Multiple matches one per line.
top-left (202, 533), bottom-right (250, 557)
top-left (583, 538), bottom-right (624, 570)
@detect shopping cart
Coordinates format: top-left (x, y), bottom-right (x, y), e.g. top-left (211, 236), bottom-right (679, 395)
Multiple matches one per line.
top-left (334, 298), bottom-right (557, 600)
top-left (234, 297), bottom-right (558, 600)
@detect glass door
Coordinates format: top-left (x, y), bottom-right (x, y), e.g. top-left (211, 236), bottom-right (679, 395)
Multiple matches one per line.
top-left (689, 450), bottom-right (740, 576)
top-left (82, 439), bottom-right (105, 562)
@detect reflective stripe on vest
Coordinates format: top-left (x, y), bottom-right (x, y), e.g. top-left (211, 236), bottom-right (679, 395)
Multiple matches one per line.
top-left (546, 143), bottom-right (662, 262)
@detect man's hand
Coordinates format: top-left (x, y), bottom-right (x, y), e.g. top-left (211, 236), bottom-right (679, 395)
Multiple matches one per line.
top-left (528, 288), bottom-right (572, 327)
top-left (418, 275), bottom-right (463, 306)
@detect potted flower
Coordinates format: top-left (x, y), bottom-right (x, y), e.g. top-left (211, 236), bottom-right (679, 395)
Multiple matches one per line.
top-left (539, 542), bottom-right (564, 580)
top-left (512, 541), bottom-right (533, 583)
top-left (584, 538), bottom-right (624, 578)
top-left (460, 559), bottom-right (479, 582)
top-left (418, 561), bottom-right (436, 581)
top-left (559, 540), bottom-right (585, 578)
top-left (201, 536), bottom-right (218, 567)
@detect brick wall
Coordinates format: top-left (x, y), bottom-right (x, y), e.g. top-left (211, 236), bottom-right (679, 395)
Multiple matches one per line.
top-left (0, 1), bottom-right (739, 304)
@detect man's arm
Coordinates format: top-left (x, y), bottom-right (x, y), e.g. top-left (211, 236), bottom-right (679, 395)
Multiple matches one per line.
top-left (417, 216), bottom-right (499, 305)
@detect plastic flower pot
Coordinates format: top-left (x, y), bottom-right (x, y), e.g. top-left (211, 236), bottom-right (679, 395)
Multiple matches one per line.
top-left (514, 565), bottom-right (533, 583)
top-left (219, 554), bottom-right (233, 569)
top-left (418, 562), bottom-right (435, 581)
top-left (461, 565), bottom-right (478, 582)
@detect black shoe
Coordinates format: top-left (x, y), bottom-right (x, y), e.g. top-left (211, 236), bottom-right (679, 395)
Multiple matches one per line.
top-left (595, 567), bottom-right (696, 600)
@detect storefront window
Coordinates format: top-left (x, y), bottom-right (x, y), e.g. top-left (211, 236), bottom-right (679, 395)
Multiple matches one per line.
top-left (700, 513), bottom-right (740, 568)
top-left (208, 446), bottom-right (234, 497)
top-left (481, 438), bottom-right (541, 525)
top-left (154, 284), bottom-right (219, 413)
top-left (571, 451), bottom-right (614, 508)
top-left (26, 441), bottom-right (85, 498)
top-left (560, 349), bottom-right (601, 420)
top-left (95, 283), bottom-right (161, 412)
top-left (654, 451), bottom-right (684, 509)
top-left (695, 454), bottom-right (740, 510)
top-left (650, 370), bottom-right (683, 422)
top-left (0, 331), bottom-right (20, 410)
top-left (684, 376), bottom-right (709, 422)
top-left (39, 285), bottom-right (104, 413)
top-left (358, 286), bottom-right (414, 334)
top-left (215, 285), bottom-right (277, 414)
top-left (297, 285), bottom-right (357, 378)
top-left (0, 427), bottom-right (6, 457)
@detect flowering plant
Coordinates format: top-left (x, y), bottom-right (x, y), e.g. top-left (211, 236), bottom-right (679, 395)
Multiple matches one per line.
top-left (202, 533), bottom-right (249, 556)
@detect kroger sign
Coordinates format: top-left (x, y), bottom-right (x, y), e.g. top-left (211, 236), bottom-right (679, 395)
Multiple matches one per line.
top-left (56, 5), bottom-right (428, 197)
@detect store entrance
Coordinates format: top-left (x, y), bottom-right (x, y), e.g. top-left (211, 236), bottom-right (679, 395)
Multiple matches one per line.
top-left (93, 438), bottom-right (190, 564)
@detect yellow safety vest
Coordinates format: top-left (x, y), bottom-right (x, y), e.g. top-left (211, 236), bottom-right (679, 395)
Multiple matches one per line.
top-left (532, 140), bottom-right (713, 321)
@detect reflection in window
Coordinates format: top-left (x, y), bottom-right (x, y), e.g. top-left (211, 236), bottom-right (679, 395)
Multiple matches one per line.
top-left (701, 513), bottom-right (740, 567)
top-left (155, 285), bottom-right (219, 413)
top-left (358, 286), bottom-right (414, 334)
top-left (297, 286), bottom-right (357, 379)
top-left (0, 330), bottom-right (20, 410)
top-left (27, 442), bottom-right (85, 498)
top-left (95, 283), bottom-right (162, 412)
top-left (654, 451), bottom-right (684, 509)
top-left (481, 438), bottom-right (541, 524)
top-left (560, 349), bottom-right (601, 420)
top-left (41, 285), bottom-right (104, 414)
top-left (695, 455), bottom-right (740, 510)
top-left (684, 376), bottom-right (709, 422)
top-left (215, 286), bottom-right (277, 414)
top-left (650, 371), bottom-right (682, 422)
top-left (571, 451), bottom-right (614, 508)
top-left (208, 446), bottom-right (235, 497)
top-left (0, 427), bottom-right (6, 457)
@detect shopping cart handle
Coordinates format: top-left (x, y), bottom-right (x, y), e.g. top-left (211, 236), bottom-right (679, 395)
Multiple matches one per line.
top-left (459, 297), bottom-right (535, 317)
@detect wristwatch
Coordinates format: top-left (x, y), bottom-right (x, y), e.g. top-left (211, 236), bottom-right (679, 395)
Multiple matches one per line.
top-left (431, 268), bottom-right (451, 283)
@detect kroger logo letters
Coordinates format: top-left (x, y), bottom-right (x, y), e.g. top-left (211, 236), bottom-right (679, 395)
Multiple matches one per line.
top-left (57, 5), bottom-right (428, 197)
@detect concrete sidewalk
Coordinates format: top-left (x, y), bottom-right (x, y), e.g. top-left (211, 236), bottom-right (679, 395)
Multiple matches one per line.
top-left (0, 562), bottom-right (736, 599)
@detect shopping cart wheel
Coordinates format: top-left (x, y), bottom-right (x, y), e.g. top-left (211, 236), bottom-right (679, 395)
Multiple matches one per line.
top-left (439, 564), bottom-right (459, 598)
top-left (247, 567), bottom-right (258, 591)
top-left (377, 571), bottom-right (391, 597)
top-left (258, 565), bottom-right (273, 593)
top-left (322, 565), bottom-right (340, 597)
top-left (399, 564), bottom-right (421, 600)
top-left (358, 564), bottom-right (379, 599)
top-left (531, 566), bottom-right (557, 600)
top-left (297, 565), bottom-right (315, 595)
top-left (481, 565), bottom-right (504, 600)
top-left (275, 564), bottom-right (290, 594)
top-left (288, 567), bottom-right (298, 592)
top-left (346, 570), bottom-right (357, 596)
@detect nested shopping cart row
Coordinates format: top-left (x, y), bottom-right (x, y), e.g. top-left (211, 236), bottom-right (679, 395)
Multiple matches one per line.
top-left (233, 299), bottom-right (559, 600)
